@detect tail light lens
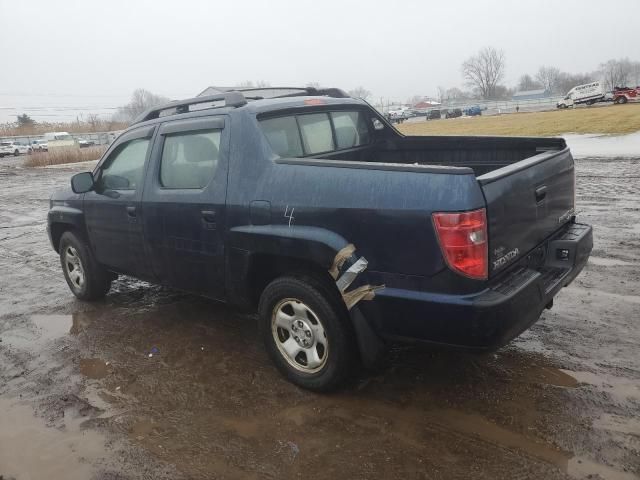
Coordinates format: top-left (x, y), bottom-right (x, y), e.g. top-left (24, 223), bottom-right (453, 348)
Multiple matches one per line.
top-left (432, 208), bottom-right (488, 280)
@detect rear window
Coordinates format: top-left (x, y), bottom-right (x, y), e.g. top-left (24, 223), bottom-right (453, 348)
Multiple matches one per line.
top-left (330, 111), bottom-right (370, 149)
top-left (259, 110), bottom-right (371, 157)
top-left (298, 113), bottom-right (334, 154)
top-left (260, 116), bottom-right (303, 157)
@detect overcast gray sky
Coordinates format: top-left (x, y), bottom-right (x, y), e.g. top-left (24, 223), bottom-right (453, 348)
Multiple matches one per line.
top-left (0, 0), bottom-right (638, 108)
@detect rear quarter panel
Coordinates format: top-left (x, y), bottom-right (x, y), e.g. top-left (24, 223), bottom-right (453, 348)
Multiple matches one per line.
top-left (225, 111), bottom-right (486, 287)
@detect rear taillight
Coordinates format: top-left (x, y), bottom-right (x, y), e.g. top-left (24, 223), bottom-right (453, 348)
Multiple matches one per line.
top-left (432, 208), bottom-right (488, 280)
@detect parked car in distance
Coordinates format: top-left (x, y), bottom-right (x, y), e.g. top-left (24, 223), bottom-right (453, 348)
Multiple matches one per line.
top-left (427, 109), bottom-right (441, 120)
top-left (78, 139), bottom-right (96, 148)
top-left (31, 139), bottom-right (49, 152)
top-left (612, 86), bottom-right (640, 104)
top-left (445, 108), bottom-right (462, 119)
top-left (48, 87), bottom-right (592, 391)
top-left (0, 141), bottom-right (31, 157)
top-left (464, 105), bottom-right (482, 116)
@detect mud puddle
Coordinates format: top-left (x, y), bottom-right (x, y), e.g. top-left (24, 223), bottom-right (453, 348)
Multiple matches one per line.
top-left (0, 397), bottom-right (107, 480)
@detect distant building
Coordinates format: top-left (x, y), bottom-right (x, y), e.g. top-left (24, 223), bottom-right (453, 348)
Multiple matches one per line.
top-left (512, 89), bottom-right (552, 101)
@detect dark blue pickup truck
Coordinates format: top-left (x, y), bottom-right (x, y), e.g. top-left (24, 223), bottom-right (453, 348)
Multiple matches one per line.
top-left (48, 87), bottom-right (592, 391)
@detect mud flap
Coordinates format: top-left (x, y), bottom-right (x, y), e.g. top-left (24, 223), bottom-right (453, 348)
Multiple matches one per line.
top-left (350, 305), bottom-right (387, 368)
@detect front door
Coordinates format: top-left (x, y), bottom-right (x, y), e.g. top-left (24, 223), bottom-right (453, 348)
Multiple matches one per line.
top-left (141, 116), bottom-right (228, 299)
top-left (83, 126), bottom-right (155, 278)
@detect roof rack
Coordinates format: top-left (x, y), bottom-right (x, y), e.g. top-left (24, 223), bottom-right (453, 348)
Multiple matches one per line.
top-left (134, 87), bottom-right (350, 124)
top-left (224, 86), bottom-right (349, 100)
top-left (133, 91), bottom-right (247, 124)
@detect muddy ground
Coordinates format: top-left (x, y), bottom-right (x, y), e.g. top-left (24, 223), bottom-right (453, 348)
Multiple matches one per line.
top-left (0, 154), bottom-right (638, 480)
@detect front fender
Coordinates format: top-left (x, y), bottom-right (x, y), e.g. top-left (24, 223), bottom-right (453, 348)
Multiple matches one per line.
top-left (47, 205), bottom-right (86, 252)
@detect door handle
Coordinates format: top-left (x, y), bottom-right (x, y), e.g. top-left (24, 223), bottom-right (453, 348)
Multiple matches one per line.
top-left (201, 210), bottom-right (216, 222)
top-left (126, 206), bottom-right (137, 217)
top-left (535, 186), bottom-right (547, 203)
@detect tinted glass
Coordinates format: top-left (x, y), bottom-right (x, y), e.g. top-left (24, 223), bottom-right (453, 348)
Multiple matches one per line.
top-left (160, 130), bottom-right (221, 189)
top-left (298, 113), bottom-right (334, 154)
top-left (100, 138), bottom-right (150, 190)
top-left (330, 111), bottom-right (370, 149)
top-left (260, 116), bottom-right (303, 157)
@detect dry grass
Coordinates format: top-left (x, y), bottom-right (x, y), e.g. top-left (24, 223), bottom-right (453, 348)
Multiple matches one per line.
top-left (398, 103), bottom-right (640, 137)
top-left (24, 146), bottom-right (106, 167)
top-left (0, 120), bottom-right (127, 137)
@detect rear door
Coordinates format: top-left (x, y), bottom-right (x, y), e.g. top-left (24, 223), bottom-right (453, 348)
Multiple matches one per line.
top-left (478, 148), bottom-right (575, 277)
top-left (141, 116), bottom-right (228, 300)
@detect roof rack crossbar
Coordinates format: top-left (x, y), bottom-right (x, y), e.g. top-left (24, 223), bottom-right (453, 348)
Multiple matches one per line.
top-left (134, 86), bottom-right (351, 124)
top-left (133, 91), bottom-right (247, 124)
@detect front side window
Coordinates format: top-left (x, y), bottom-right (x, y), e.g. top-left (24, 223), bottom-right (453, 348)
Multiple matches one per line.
top-left (160, 130), bottom-right (221, 189)
top-left (99, 138), bottom-right (150, 190)
top-left (298, 113), bottom-right (334, 154)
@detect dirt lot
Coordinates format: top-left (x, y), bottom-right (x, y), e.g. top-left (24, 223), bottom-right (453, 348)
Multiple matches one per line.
top-left (399, 103), bottom-right (640, 136)
top-left (0, 154), bottom-right (639, 480)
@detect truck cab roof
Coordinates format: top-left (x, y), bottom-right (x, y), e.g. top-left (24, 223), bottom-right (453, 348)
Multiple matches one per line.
top-left (131, 88), bottom-right (367, 130)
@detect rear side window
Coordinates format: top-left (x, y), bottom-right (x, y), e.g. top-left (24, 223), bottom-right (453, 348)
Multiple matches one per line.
top-left (259, 110), bottom-right (371, 157)
top-left (260, 116), bottom-right (303, 157)
top-left (298, 113), bottom-right (334, 154)
top-left (160, 130), bottom-right (221, 189)
top-left (330, 111), bottom-right (370, 149)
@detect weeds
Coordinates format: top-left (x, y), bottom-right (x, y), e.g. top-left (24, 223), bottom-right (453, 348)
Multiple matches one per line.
top-left (23, 146), bottom-right (106, 167)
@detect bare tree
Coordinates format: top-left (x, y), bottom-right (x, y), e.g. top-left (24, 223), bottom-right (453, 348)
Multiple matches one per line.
top-left (238, 80), bottom-right (271, 88)
top-left (445, 87), bottom-right (466, 101)
top-left (348, 86), bottom-right (372, 100)
top-left (407, 95), bottom-right (425, 106)
top-left (631, 61), bottom-right (640, 86)
top-left (461, 47), bottom-right (505, 99)
top-left (86, 113), bottom-right (101, 132)
top-left (535, 66), bottom-right (561, 93)
top-left (556, 72), bottom-right (594, 96)
top-left (518, 74), bottom-right (542, 91)
top-left (114, 89), bottom-right (170, 123)
top-left (600, 58), bottom-right (633, 89)
top-left (435, 86), bottom-right (446, 103)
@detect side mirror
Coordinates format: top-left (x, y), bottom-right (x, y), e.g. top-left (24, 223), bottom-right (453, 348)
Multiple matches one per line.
top-left (71, 172), bottom-right (94, 194)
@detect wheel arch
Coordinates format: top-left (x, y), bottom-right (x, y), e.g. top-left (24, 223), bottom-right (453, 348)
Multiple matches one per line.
top-left (48, 207), bottom-right (88, 253)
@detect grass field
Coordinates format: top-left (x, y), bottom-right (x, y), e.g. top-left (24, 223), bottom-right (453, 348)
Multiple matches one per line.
top-left (397, 103), bottom-right (640, 137)
top-left (24, 146), bottom-right (106, 167)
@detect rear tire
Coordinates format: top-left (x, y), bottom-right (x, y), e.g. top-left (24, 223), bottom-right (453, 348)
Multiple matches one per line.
top-left (59, 231), bottom-right (112, 301)
top-left (14, 150), bottom-right (19, 156)
top-left (616, 96), bottom-right (628, 104)
top-left (258, 275), bottom-right (356, 391)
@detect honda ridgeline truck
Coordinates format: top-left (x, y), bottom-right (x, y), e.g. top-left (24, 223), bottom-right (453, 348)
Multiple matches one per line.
top-left (48, 87), bottom-right (593, 391)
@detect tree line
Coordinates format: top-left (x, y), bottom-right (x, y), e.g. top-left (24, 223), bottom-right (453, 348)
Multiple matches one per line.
top-left (441, 47), bottom-right (640, 102)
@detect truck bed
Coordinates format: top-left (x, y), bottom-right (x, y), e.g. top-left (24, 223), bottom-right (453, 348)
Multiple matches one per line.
top-left (319, 135), bottom-right (566, 177)
top-left (300, 134), bottom-right (575, 279)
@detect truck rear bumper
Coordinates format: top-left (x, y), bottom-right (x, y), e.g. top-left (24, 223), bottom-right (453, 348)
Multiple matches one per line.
top-left (362, 222), bottom-right (592, 350)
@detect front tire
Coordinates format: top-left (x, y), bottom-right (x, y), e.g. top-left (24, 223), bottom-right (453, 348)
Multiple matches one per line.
top-left (258, 275), bottom-right (356, 391)
top-left (59, 231), bottom-right (112, 301)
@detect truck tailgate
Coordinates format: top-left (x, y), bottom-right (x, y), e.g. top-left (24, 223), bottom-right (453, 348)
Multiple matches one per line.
top-left (478, 148), bottom-right (575, 277)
